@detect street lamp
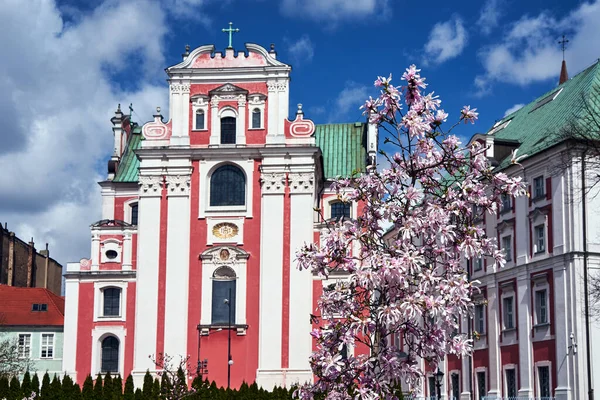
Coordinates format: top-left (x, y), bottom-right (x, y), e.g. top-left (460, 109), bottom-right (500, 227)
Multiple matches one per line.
top-left (434, 369), bottom-right (444, 400)
top-left (225, 288), bottom-right (233, 389)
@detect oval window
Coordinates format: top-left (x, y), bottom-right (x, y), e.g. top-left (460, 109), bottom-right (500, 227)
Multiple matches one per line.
top-left (105, 250), bottom-right (118, 260)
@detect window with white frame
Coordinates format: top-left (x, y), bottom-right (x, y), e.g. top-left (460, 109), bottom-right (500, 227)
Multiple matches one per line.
top-left (534, 176), bottom-right (545, 199)
top-left (102, 287), bottom-right (121, 317)
top-left (251, 108), bottom-right (261, 129)
top-left (247, 94), bottom-right (265, 130)
top-left (40, 333), bottom-right (54, 358)
top-left (330, 201), bottom-right (351, 220)
top-left (18, 334), bottom-right (31, 358)
top-left (474, 257), bottom-right (483, 272)
top-left (505, 368), bottom-right (517, 397)
top-left (192, 96), bottom-right (208, 131)
top-left (475, 303), bottom-right (486, 334)
top-left (476, 370), bottom-right (486, 400)
top-left (503, 296), bottom-right (515, 330)
top-left (451, 372), bottom-right (460, 400)
top-left (502, 236), bottom-right (512, 262)
top-left (130, 202), bottom-right (138, 226)
top-left (209, 164), bottom-right (246, 207)
top-left (428, 376), bottom-right (436, 398)
top-left (535, 289), bottom-right (548, 325)
top-left (538, 365), bottom-right (551, 398)
top-left (101, 336), bottom-right (119, 373)
top-left (535, 224), bottom-right (545, 253)
top-left (211, 266), bottom-right (237, 325)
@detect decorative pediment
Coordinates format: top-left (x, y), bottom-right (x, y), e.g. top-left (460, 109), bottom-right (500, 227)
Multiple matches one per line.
top-left (496, 219), bottom-right (515, 233)
top-left (529, 206), bottom-right (549, 221)
top-left (200, 245), bottom-right (249, 265)
top-left (209, 83), bottom-right (248, 96)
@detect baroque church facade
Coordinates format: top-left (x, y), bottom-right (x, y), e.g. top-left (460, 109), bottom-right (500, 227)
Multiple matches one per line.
top-left (62, 41), bottom-right (377, 389)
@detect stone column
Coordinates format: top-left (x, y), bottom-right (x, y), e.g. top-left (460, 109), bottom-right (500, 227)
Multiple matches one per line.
top-left (517, 272), bottom-right (533, 397)
top-left (163, 174), bottom-right (192, 361)
top-left (486, 281), bottom-right (502, 397)
top-left (132, 175), bottom-right (163, 385)
top-left (286, 171), bottom-right (315, 385)
top-left (256, 171), bottom-right (286, 389)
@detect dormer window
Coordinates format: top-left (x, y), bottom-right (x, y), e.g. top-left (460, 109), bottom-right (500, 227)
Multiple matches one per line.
top-left (32, 303), bottom-right (48, 312)
top-left (195, 110), bottom-right (205, 130)
top-left (221, 117), bottom-right (236, 144)
top-left (252, 108), bottom-right (261, 129)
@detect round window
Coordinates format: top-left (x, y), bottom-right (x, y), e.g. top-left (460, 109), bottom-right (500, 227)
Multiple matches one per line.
top-left (105, 250), bottom-right (118, 260)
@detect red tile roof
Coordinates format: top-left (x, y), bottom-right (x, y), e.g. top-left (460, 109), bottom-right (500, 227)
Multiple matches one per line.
top-left (0, 285), bottom-right (64, 327)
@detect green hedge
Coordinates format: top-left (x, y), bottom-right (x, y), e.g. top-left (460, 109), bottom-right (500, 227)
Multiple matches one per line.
top-left (0, 371), bottom-right (296, 400)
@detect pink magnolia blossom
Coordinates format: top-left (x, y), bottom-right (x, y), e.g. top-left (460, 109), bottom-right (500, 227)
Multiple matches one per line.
top-left (295, 65), bottom-right (525, 399)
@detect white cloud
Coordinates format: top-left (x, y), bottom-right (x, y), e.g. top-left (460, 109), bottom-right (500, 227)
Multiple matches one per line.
top-left (476, 1), bottom-right (600, 90)
top-left (0, 0), bottom-right (169, 265)
top-left (280, 0), bottom-right (389, 23)
top-left (328, 82), bottom-right (370, 122)
top-left (504, 103), bottom-right (525, 117)
top-left (423, 16), bottom-right (468, 65)
top-left (477, 0), bottom-right (503, 35)
top-left (287, 35), bottom-right (315, 65)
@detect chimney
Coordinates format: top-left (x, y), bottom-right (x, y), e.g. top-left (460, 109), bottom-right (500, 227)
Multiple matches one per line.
top-left (7, 231), bottom-right (15, 286)
top-left (27, 238), bottom-right (35, 288)
top-left (559, 60), bottom-right (569, 85)
top-left (41, 243), bottom-right (49, 289)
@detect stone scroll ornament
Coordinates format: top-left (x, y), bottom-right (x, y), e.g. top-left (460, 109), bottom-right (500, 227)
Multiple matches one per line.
top-left (142, 107), bottom-right (170, 140)
top-left (289, 103), bottom-right (315, 137)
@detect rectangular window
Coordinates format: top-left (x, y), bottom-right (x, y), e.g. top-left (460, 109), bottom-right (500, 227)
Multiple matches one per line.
top-left (502, 236), bottom-right (512, 262)
top-left (475, 304), bottom-right (485, 334)
top-left (506, 369), bottom-right (517, 397)
top-left (538, 365), bottom-right (551, 398)
top-left (195, 110), bottom-right (205, 130)
top-left (474, 257), bottom-right (483, 272)
top-left (503, 297), bottom-right (514, 329)
top-left (477, 371), bottom-right (486, 400)
top-left (535, 290), bottom-right (548, 324)
top-left (130, 203), bottom-right (138, 226)
top-left (428, 376), bottom-right (436, 398)
top-left (103, 288), bottom-right (121, 317)
top-left (535, 225), bottom-right (545, 253)
top-left (451, 373), bottom-right (460, 400)
top-left (18, 334), bottom-right (31, 358)
top-left (251, 109), bottom-right (261, 129)
top-left (534, 176), bottom-right (545, 198)
top-left (501, 194), bottom-right (511, 212)
top-left (40, 333), bottom-right (54, 358)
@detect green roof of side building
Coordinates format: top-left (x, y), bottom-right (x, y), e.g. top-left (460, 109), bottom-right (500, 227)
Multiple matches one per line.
top-left (314, 122), bottom-right (367, 180)
top-left (486, 59), bottom-right (600, 169)
top-left (113, 125), bottom-right (143, 183)
top-left (112, 122), bottom-right (367, 183)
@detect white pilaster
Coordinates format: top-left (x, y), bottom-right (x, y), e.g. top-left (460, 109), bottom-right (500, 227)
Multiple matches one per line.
top-left (287, 171), bottom-right (314, 384)
top-left (91, 232), bottom-right (100, 270)
top-left (122, 231), bottom-right (133, 271)
top-left (132, 175), bottom-right (162, 381)
top-left (61, 263), bottom-right (80, 381)
top-left (256, 171), bottom-right (286, 388)
top-left (266, 81), bottom-right (286, 144)
top-left (517, 272), bottom-right (533, 397)
top-left (170, 82), bottom-right (191, 146)
top-left (101, 185), bottom-right (115, 220)
top-left (210, 98), bottom-right (219, 145)
top-left (554, 265), bottom-right (572, 400)
top-left (163, 174), bottom-right (192, 360)
top-left (486, 281), bottom-right (501, 397)
top-left (237, 96), bottom-right (247, 145)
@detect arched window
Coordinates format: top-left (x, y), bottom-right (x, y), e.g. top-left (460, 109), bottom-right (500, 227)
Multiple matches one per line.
top-left (251, 108), bottom-right (261, 129)
top-left (212, 266), bottom-right (236, 325)
top-left (130, 203), bottom-right (138, 225)
top-left (210, 165), bottom-right (245, 207)
top-left (331, 201), bottom-right (351, 220)
top-left (195, 110), bottom-right (205, 130)
top-left (221, 116), bottom-right (236, 144)
top-left (103, 288), bottom-right (121, 317)
top-left (101, 336), bottom-right (119, 373)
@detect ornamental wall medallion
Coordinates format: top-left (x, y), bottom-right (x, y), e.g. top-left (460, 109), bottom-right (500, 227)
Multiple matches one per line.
top-left (212, 222), bottom-right (239, 239)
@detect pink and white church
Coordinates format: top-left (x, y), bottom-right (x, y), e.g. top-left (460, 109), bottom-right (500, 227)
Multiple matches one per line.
top-left (62, 39), bottom-right (377, 389)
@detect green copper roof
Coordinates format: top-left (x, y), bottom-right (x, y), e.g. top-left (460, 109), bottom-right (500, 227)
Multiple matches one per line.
top-left (113, 125), bottom-right (143, 183)
top-left (488, 60), bottom-right (600, 170)
top-left (315, 122), bottom-right (367, 179)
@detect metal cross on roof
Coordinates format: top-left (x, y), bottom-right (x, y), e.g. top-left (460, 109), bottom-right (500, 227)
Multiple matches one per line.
top-left (222, 22), bottom-right (240, 49)
top-left (558, 34), bottom-right (569, 60)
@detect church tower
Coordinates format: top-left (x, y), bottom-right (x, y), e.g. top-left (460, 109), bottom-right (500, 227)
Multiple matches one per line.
top-left (62, 36), bottom-right (377, 389)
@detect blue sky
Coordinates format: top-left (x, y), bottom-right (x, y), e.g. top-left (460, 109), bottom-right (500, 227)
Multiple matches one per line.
top-left (0, 0), bottom-right (598, 265)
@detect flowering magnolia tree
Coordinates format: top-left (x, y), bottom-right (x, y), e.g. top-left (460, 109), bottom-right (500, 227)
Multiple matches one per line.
top-left (295, 66), bottom-right (526, 399)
